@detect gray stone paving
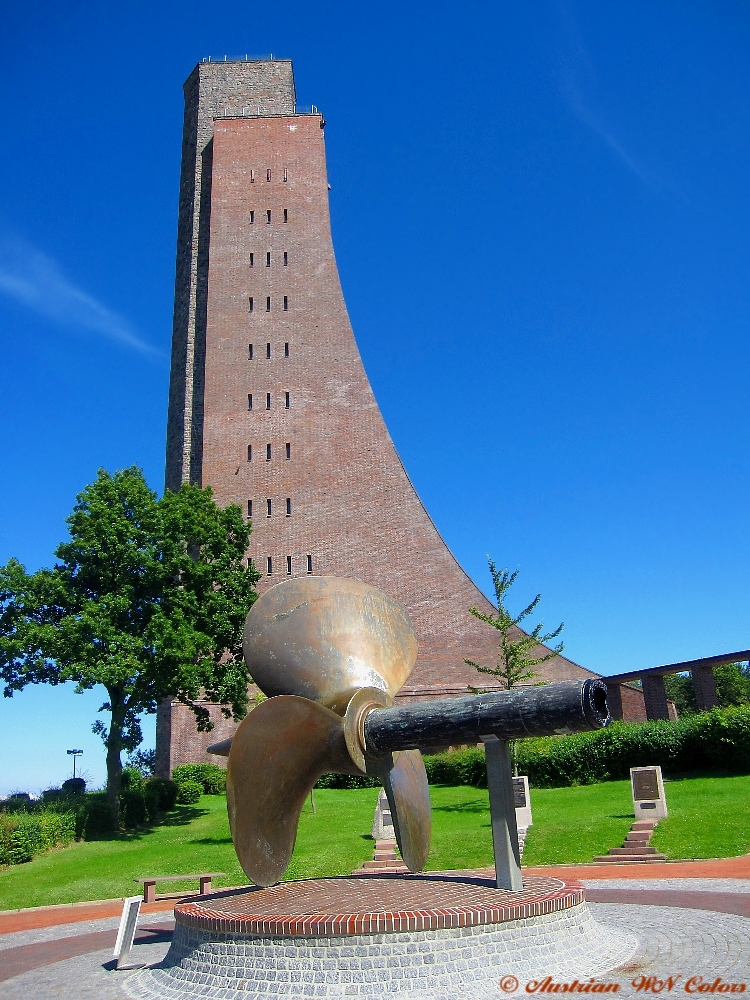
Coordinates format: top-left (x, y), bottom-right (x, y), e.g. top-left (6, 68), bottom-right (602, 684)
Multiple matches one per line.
top-left (588, 903), bottom-right (750, 996)
top-left (2, 892), bottom-right (749, 999)
top-left (0, 916), bottom-right (116, 952)
top-left (0, 915), bottom-right (164, 952)
top-left (0, 937), bottom-right (169, 999)
top-left (582, 877), bottom-right (750, 893)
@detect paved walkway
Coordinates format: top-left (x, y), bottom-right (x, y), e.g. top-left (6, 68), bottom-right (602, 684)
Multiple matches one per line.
top-left (0, 859), bottom-right (747, 998)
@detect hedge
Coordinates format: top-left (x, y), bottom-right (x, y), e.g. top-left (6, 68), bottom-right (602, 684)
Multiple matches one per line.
top-left (176, 780), bottom-right (203, 804)
top-left (422, 705), bottom-right (750, 789)
top-left (172, 763), bottom-right (226, 794)
top-left (0, 809), bottom-right (76, 865)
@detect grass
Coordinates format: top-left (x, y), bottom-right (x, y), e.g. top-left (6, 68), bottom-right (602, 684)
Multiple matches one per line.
top-left (1, 774), bottom-right (749, 910)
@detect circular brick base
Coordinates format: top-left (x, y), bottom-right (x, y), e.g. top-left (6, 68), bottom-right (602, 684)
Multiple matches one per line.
top-left (125, 873), bottom-right (636, 1000)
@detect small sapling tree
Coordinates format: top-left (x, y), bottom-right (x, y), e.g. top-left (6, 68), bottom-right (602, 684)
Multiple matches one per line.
top-left (466, 559), bottom-right (564, 774)
top-left (465, 559), bottom-right (564, 692)
top-left (0, 467), bottom-right (260, 824)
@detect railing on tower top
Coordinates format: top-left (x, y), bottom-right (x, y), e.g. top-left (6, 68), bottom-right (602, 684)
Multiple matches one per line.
top-left (217, 105), bottom-right (321, 118)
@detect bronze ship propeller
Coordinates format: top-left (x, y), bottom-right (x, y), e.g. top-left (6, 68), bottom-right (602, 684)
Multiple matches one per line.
top-left (208, 576), bottom-right (431, 887)
top-left (209, 576), bottom-right (611, 889)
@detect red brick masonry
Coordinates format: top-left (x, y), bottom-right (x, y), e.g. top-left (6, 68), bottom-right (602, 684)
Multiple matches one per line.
top-left (174, 873), bottom-right (583, 937)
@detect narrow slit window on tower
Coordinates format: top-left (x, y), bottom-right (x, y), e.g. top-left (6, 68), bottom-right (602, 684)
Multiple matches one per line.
top-left (248, 343), bottom-right (253, 359)
top-left (247, 445), bottom-right (252, 462)
top-left (250, 210), bottom-right (254, 224)
top-left (284, 342), bottom-right (289, 357)
top-left (267, 556), bottom-right (272, 575)
top-left (266, 392), bottom-right (271, 410)
top-left (266, 443), bottom-right (272, 461)
top-left (247, 394), bottom-right (253, 410)
top-left (286, 555), bottom-right (292, 575)
top-left (283, 208), bottom-right (288, 223)
top-left (286, 497), bottom-right (291, 516)
top-left (251, 169), bottom-right (255, 183)
top-left (266, 251), bottom-right (271, 267)
top-left (266, 499), bottom-right (272, 517)
top-left (283, 167), bottom-right (288, 182)
top-left (266, 296), bottom-right (271, 312)
top-left (285, 442), bottom-right (291, 460)
top-left (283, 251), bottom-right (288, 266)
top-left (247, 499), bottom-right (252, 518)
top-left (285, 392), bottom-right (290, 409)
top-left (266, 342), bottom-right (271, 358)
top-left (248, 297), bottom-right (254, 312)
top-left (283, 296), bottom-right (288, 311)
top-left (267, 168), bottom-right (272, 181)
top-left (249, 252), bottom-right (254, 267)
top-left (266, 209), bottom-right (271, 224)
top-left (307, 554), bottom-right (313, 574)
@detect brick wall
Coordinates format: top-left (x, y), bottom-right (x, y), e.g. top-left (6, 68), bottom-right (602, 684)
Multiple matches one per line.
top-left (158, 61), bottom-right (611, 775)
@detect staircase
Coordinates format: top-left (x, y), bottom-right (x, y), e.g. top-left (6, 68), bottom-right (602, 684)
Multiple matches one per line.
top-left (352, 839), bottom-right (409, 875)
top-left (593, 819), bottom-right (666, 863)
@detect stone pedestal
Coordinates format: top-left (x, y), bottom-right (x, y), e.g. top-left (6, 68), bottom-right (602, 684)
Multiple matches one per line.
top-left (125, 873), bottom-right (636, 1000)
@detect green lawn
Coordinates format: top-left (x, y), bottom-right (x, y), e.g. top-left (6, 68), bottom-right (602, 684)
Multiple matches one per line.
top-left (2, 774), bottom-right (749, 911)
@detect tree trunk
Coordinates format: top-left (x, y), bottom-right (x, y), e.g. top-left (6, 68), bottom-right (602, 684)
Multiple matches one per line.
top-left (106, 694), bottom-right (127, 827)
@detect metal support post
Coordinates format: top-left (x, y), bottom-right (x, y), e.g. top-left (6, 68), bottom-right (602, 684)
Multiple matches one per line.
top-left (482, 736), bottom-right (523, 891)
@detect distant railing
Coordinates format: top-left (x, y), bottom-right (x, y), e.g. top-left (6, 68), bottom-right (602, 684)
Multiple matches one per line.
top-left (216, 104), bottom-right (322, 119)
top-left (202, 55), bottom-right (284, 63)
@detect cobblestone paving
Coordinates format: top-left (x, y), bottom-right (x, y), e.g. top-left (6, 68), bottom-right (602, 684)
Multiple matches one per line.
top-left (0, 936), bottom-right (169, 999)
top-left (0, 915), bottom-right (126, 951)
top-left (585, 903), bottom-right (750, 997)
top-left (2, 896), bottom-right (749, 1000)
top-left (583, 878), bottom-right (750, 893)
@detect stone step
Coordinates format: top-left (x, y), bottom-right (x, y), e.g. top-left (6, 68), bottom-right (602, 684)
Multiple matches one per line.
top-left (593, 853), bottom-right (667, 863)
top-left (632, 820), bottom-right (658, 831)
top-left (624, 833), bottom-right (652, 843)
top-left (608, 846), bottom-right (660, 855)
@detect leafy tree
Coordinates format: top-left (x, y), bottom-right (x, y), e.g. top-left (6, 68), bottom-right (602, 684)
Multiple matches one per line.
top-left (465, 559), bottom-right (564, 693)
top-left (0, 467), bottom-right (259, 824)
top-left (663, 673), bottom-right (696, 716)
top-left (714, 662), bottom-right (750, 708)
top-left (664, 663), bottom-right (749, 718)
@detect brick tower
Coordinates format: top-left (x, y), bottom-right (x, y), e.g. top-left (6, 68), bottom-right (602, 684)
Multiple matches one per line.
top-left (156, 59), bottom-right (596, 774)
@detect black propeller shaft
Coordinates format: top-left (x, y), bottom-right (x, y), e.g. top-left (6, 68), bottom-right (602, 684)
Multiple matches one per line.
top-left (363, 679), bottom-right (610, 754)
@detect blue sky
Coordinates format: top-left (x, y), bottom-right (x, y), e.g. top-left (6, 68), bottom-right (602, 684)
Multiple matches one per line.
top-left (1, 1), bottom-right (749, 794)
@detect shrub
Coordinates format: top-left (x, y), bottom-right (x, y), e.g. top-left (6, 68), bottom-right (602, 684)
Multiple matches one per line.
top-left (144, 778), bottom-right (179, 816)
top-left (176, 780), bottom-right (203, 804)
top-left (121, 767), bottom-right (144, 793)
top-left (61, 778), bottom-right (86, 795)
top-left (77, 792), bottom-right (115, 838)
top-left (422, 705), bottom-right (750, 789)
top-left (315, 773), bottom-right (380, 789)
top-left (172, 763), bottom-right (226, 794)
top-left (119, 789), bottom-right (147, 828)
top-left (3, 793), bottom-right (33, 812)
top-left (0, 809), bottom-right (76, 865)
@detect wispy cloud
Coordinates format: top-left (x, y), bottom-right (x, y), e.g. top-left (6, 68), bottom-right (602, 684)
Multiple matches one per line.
top-left (555, 2), bottom-right (654, 189)
top-left (0, 238), bottom-right (160, 356)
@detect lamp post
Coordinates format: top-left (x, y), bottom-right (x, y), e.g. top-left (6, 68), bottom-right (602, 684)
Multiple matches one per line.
top-left (66, 749), bottom-right (83, 779)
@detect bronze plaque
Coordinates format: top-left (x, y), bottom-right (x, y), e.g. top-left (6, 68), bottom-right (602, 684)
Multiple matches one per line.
top-left (632, 769), bottom-right (659, 801)
top-left (512, 777), bottom-right (527, 809)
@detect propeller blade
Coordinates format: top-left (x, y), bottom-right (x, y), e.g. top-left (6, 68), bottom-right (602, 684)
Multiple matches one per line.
top-left (384, 748), bottom-right (431, 872)
top-left (243, 577), bottom-right (418, 715)
top-left (227, 695), bottom-right (358, 886)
